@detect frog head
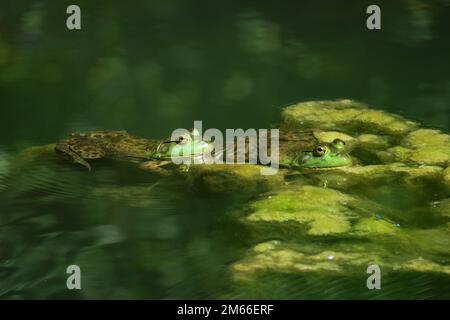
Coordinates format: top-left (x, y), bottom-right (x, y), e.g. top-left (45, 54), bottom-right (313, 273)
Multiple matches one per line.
top-left (155, 129), bottom-right (212, 159)
top-left (300, 139), bottom-right (352, 168)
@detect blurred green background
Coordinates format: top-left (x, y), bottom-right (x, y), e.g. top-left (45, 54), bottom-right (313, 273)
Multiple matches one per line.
top-left (0, 0), bottom-right (449, 299)
top-left (1, 0), bottom-right (449, 150)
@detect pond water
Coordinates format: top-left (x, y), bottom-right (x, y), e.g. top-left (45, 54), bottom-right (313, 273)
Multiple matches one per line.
top-left (0, 0), bottom-right (449, 299)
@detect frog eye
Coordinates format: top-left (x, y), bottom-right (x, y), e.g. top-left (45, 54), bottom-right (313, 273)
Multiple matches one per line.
top-left (177, 134), bottom-right (192, 145)
top-left (332, 138), bottom-right (346, 148)
top-left (314, 146), bottom-right (327, 156)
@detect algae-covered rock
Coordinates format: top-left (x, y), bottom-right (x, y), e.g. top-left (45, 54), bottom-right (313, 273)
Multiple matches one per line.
top-left (393, 257), bottom-right (450, 275)
top-left (405, 129), bottom-right (450, 148)
top-left (444, 167), bottom-right (450, 188)
top-left (313, 130), bottom-right (355, 145)
top-left (431, 198), bottom-right (450, 217)
top-left (355, 134), bottom-right (391, 150)
top-left (281, 99), bottom-right (418, 136)
top-left (303, 162), bottom-right (443, 191)
top-left (350, 217), bottom-right (398, 236)
top-left (232, 241), bottom-right (375, 274)
top-left (377, 129), bottom-right (450, 167)
top-left (404, 129), bottom-right (450, 166)
top-left (243, 185), bottom-right (388, 236)
top-left (376, 146), bottom-right (413, 163)
top-left (232, 239), bottom-right (450, 277)
top-left (186, 164), bottom-right (285, 195)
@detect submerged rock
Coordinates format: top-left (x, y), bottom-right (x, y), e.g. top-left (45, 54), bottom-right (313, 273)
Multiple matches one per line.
top-left (232, 238), bottom-right (450, 277)
top-left (185, 164), bottom-right (285, 195)
top-left (280, 99), bottom-right (419, 136)
top-left (377, 129), bottom-right (450, 167)
top-left (313, 162), bottom-right (444, 189)
top-left (231, 99), bottom-right (450, 282)
top-left (243, 185), bottom-right (391, 236)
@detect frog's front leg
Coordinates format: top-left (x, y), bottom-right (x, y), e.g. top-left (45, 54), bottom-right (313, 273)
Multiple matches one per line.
top-left (139, 160), bottom-right (172, 175)
top-left (55, 142), bottom-right (92, 171)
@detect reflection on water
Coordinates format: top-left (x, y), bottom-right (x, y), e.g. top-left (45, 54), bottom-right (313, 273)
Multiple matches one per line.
top-left (0, 0), bottom-right (450, 299)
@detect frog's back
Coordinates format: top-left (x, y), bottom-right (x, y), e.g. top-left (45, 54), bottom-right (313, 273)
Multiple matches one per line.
top-left (55, 130), bottom-right (159, 170)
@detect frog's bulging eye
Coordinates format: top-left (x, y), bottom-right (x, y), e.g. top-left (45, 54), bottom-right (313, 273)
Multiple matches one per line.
top-left (177, 134), bottom-right (192, 145)
top-left (332, 139), bottom-right (346, 150)
top-left (313, 146), bottom-right (327, 157)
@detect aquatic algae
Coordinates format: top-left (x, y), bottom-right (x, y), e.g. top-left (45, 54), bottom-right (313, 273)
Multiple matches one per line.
top-left (243, 185), bottom-right (377, 236)
top-left (312, 131), bottom-right (355, 145)
top-left (431, 198), bottom-right (450, 217)
top-left (305, 162), bottom-right (442, 191)
top-left (280, 99), bottom-right (418, 136)
top-left (376, 146), bottom-right (413, 164)
top-left (405, 129), bottom-right (450, 148)
top-left (393, 258), bottom-right (450, 275)
top-left (232, 240), bottom-right (450, 276)
top-left (444, 167), bottom-right (450, 188)
top-left (404, 129), bottom-right (450, 166)
top-left (350, 217), bottom-right (398, 236)
top-left (232, 241), bottom-right (378, 274)
top-left (355, 134), bottom-right (390, 150)
top-left (377, 129), bottom-right (450, 167)
top-left (186, 164), bottom-right (284, 195)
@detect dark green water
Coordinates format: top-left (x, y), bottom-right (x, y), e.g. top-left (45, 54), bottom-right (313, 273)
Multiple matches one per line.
top-left (1, 0), bottom-right (450, 299)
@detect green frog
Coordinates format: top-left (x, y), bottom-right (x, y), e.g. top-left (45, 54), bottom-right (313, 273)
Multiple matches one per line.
top-left (54, 129), bottom-right (352, 171)
top-left (55, 130), bottom-right (212, 172)
top-left (280, 133), bottom-right (352, 168)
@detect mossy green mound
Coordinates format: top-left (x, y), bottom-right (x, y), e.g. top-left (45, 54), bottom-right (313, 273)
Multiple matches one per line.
top-left (281, 99), bottom-right (418, 136)
top-left (186, 164), bottom-right (285, 195)
top-left (232, 238), bottom-right (450, 277)
top-left (243, 185), bottom-right (393, 236)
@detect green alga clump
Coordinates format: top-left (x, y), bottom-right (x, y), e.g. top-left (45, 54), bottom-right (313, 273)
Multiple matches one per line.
top-left (313, 130), bottom-right (355, 145)
top-left (377, 129), bottom-right (450, 167)
top-left (232, 239), bottom-right (450, 276)
top-left (444, 167), bottom-right (450, 189)
top-left (232, 241), bottom-right (382, 275)
top-left (431, 198), bottom-right (450, 217)
top-left (350, 217), bottom-right (398, 236)
top-left (244, 185), bottom-right (386, 236)
top-left (281, 99), bottom-right (418, 136)
top-left (403, 129), bottom-right (450, 166)
top-left (308, 163), bottom-right (443, 190)
top-left (186, 164), bottom-right (285, 195)
top-left (355, 134), bottom-right (391, 150)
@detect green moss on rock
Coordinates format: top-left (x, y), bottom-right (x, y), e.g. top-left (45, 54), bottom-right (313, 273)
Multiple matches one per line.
top-left (311, 163), bottom-right (443, 189)
top-left (186, 164), bottom-right (285, 195)
top-left (232, 240), bottom-right (450, 276)
top-left (350, 217), bottom-right (398, 236)
top-left (244, 185), bottom-right (382, 236)
top-left (281, 99), bottom-right (418, 136)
